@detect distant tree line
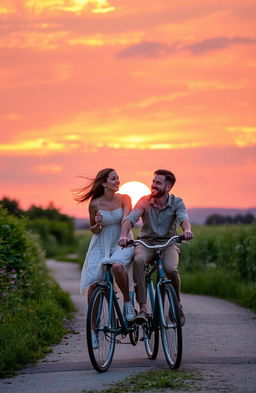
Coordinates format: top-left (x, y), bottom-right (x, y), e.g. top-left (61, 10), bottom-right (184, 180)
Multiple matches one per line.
top-left (0, 197), bottom-right (75, 256)
top-left (205, 213), bottom-right (255, 225)
top-left (0, 197), bottom-right (72, 222)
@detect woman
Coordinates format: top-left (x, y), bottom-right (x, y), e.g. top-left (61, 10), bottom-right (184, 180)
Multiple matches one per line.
top-left (75, 168), bottom-right (136, 324)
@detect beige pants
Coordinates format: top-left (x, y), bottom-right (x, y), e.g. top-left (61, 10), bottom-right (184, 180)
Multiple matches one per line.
top-left (133, 243), bottom-right (181, 304)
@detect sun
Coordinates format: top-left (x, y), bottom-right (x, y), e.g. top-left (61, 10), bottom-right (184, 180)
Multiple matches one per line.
top-left (119, 181), bottom-right (150, 207)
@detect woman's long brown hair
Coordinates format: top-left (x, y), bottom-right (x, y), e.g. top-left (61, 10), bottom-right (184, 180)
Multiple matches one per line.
top-left (74, 168), bottom-right (115, 203)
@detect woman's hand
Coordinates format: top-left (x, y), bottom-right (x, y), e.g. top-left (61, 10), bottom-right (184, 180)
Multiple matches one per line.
top-left (89, 210), bottom-right (103, 233)
top-left (95, 211), bottom-right (103, 226)
top-left (118, 237), bottom-right (129, 247)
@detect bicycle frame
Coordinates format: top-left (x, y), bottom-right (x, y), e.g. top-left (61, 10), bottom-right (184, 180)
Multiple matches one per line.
top-left (127, 235), bottom-right (184, 369)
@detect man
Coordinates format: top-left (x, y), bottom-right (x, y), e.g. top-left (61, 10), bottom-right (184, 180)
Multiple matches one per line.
top-left (118, 169), bottom-right (193, 326)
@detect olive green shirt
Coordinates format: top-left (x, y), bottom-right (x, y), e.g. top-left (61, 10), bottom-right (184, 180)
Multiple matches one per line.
top-left (124, 194), bottom-right (190, 242)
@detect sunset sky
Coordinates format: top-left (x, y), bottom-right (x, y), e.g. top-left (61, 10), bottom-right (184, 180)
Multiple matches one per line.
top-left (0, 0), bottom-right (255, 218)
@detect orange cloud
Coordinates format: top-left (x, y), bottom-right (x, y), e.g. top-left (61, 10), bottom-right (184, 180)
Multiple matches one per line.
top-left (25, 1), bottom-right (116, 15)
top-left (35, 164), bottom-right (63, 173)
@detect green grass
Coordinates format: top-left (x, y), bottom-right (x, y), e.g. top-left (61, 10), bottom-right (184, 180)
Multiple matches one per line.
top-left (181, 268), bottom-right (256, 311)
top-left (83, 369), bottom-right (202, 393)
top-left (0, 279), bottom-right (74, 378)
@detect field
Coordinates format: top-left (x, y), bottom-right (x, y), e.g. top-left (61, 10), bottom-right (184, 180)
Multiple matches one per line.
top-left (75, 224), bottom-right (256, 311)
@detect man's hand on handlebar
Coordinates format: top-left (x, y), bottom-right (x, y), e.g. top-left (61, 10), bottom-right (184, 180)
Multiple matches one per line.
top-left (182, 230), bottom-right (193, 241)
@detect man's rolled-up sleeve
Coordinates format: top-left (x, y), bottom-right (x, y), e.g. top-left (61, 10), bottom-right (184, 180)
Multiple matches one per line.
top-left (175, 198), bottom-right (190, 225)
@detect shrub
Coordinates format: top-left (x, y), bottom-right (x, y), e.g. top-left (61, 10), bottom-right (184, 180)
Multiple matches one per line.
top-left (0, 208), bottom-right (74, 377)
top-left (27, 218), bottom-right (76, 257)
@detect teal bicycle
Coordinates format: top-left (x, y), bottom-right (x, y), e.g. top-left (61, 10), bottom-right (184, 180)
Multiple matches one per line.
top-left (86, 264), bottom-right (139, 372)
top-left (127, 235), bottom-right (185, 369)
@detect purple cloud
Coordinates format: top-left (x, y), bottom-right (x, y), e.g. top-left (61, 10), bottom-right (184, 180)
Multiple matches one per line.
top-left (184, 36), bottom-right (256, 55)
top-left (116, 41), bottom-right (178, 58)
top-left (117, 36), bottom-right (256, 59)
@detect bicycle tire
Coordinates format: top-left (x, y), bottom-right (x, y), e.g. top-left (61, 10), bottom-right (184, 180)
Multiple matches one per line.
top-left (143, 281), bottom-right (159, 359)
top-left (160, 283), bottom-right (182, 369)
top-left (86, 286), bottom-right (116, 372)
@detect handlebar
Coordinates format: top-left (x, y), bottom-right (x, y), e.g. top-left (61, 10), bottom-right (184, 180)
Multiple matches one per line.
top-left (125, 235), bottom-right (185, 249)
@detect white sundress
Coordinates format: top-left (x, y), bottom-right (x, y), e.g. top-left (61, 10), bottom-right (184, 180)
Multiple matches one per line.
top-left (80, 207), bottom-right (134, 294)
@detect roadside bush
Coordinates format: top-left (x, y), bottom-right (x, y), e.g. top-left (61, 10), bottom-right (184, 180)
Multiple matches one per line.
top-left (0, 208), bottom-right (74, 377)
top-left (27, 218), bottom-right (76, 257)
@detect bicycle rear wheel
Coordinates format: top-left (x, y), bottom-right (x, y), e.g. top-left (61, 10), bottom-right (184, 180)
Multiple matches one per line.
top-left (160, 283), bottom-right (182, 369)
top-left (143, 281), bottom-right (159, 359)
top-left (86, 286), bottom-right (116, 372)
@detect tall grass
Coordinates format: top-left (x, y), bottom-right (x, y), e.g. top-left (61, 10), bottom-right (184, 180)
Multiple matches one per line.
top-left (179, 224), bottom-right (256, 311)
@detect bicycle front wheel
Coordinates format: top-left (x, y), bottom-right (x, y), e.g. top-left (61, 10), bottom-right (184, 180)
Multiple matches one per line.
top-left (143, 281), bottom-right (159, 359)
top-left (160, 283), bottom-right (182, 369)
top-left (86, 286), bottom-right (116, 372)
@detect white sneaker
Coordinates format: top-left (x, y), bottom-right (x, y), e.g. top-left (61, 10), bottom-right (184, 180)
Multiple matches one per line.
top-left (92, 330), bottom-right (99, 349)
top-left (124, 303), bottom-right (136, 322)
top-left (179, 304), bottom-right (186, 327)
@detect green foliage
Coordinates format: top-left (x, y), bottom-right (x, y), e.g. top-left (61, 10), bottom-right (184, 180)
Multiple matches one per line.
top-left (205, 213), bottom-right (255, 225)
top-left (181, 270), bottom-right (256, 310)
top-left (180, 224), bottom-right (256, 310)
top-left (180, 224), bottom-right (256, 281)
top-left (26, 203), bottom-right (73, 223)
top-left (0, 197), bottom-right (76, 257)
top-left (25, 204), bottom-right (76, 258)
top-left (0, 197), bottom-right (23, 217)
top-left (0, 209), bottom-right (45, 296)
top-left (27, 218), bottom-right (75, 257)
top-left (0, 207), bottom-right (74, 377)
top-left (75, 230), bottom-right (93, 267)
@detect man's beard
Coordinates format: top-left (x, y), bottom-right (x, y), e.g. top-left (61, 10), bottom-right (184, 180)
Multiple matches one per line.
top-left (151, 187), bottom-right (166, 198)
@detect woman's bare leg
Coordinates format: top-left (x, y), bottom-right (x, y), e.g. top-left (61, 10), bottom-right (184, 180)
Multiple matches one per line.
top-left (111, 262), bottom-right (130, 302)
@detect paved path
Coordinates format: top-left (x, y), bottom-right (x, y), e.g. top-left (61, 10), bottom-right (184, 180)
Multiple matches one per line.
top-left (1, 260), bottom-right (255, 393)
